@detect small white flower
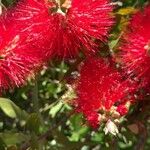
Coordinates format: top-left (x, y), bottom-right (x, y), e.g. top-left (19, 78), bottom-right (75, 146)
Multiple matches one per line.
top-left (104, 119), bottom-right (119, 136)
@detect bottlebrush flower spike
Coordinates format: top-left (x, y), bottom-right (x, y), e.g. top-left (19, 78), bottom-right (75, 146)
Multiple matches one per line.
top-left (120, 5), bottom-right (150, 90)
top-left (76, 57), bottom-right (136, 128)
top-left (0, 22), bottom-right (42, 92)
top-left (5, 0), bottom-right (114, 58)
top-left (50, 0), bottom-right (114, 58)
top-left (2, 0), bottom-right (55, 59)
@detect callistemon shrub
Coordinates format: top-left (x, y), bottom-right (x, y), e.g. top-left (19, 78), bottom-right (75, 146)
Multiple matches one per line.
top-left (5, 0), bottom-right (114, 58)
top-left (0, 15), bottom-right (42, 92)
top-left (76, 57), bottom-right (136, 128)
top-left (120, 5), bottom-right (150, 91)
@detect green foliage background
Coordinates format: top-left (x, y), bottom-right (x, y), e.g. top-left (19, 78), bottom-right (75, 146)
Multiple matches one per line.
top-left (0, 0), bottom-right (150, 149)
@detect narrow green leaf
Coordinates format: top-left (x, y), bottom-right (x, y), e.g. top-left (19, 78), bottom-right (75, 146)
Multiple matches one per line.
top-left (0, 132), bottom-right (28, 145)
top-left (49, 101), bottom-right (63, 118)
top-left (0, 98), bottom-right (28, 120)
top-left (26, 113), bottom-right (41, 134)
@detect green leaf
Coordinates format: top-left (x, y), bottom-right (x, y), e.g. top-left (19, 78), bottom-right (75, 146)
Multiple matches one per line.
top-left (91, 132), bottom-right (105, 143)
top-left (0, 98), bottom-right (28, 120)
top-left (2, 0), bottom-right (14, 6)
top-left (109, 33), bottom-right (123, 51)
top-left (118, 141), bottom-right (133, 149)
top-left (49, 101), bottom-right (63, 118)
top-left (70, 127), bottom-right (89, 142)
top-left (7, 145), bottom-right (18, 150)
top-left (109, 39), bottom-right (120, 50)
top-left (116, 7), bottom-right (138, 15)
top-left (0, 137), bottom-right (6, 150)
top-left (26, 113), bottom-right (42, 134)
top-left (0, 132), bottom-right (28, 145)
top-left (69, 114), bottom-right (89, 141)
top-left (70, 114), bottom-right (83, 131)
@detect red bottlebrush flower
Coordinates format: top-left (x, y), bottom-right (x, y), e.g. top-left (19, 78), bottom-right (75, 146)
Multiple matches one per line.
top-left (50, 0), bottom-right (114, 58)
top-left (2, 0), bottom-right (55, 59)
top-left (0, 22), bottom-right (42, 92)
top-left (5, 0), bottom-right (114, 58)
top-left (120, 5), bottom-right (150, 90)
top-left (116, 103), bottom-right (129, 116)
top-left (76, 57), bottom-right (136, 128)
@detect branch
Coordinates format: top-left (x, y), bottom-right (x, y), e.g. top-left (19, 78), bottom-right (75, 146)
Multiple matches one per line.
top-left (20, 127), bottom-right (53, 150)
top-left (134, 122), bottom-right (148, 150)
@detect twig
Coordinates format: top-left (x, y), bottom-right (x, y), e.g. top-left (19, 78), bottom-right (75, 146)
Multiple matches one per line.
top-left (20, 112), bottom-right (72, 150)
top-left (20, 127), bottom-right (53, 150)
top-left (32, 78), bottom-right (40, 114)
top-left (134, 122), bottom-right (148, 150)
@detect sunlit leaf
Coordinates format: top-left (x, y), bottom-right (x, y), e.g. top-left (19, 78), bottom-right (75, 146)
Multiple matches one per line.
top-left (0, 132), bottom-right (28, 145)
top-left (116, 7), bottom-right (138, 15)
top-left (0, 98), bottom-right (28, 120)
top-left (49, 101), bottom-right (63, 118)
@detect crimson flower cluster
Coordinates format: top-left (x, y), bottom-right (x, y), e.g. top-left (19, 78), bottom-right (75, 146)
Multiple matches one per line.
top-left (76, 5), bottom-right (150, 127)
top-left (6, 0), bottom-right (114, 58)
top-left (0, 0), bottom-right (113, 92)
top-left (0, 14), bottom-right (42, 92)
top-left (0, 0), bottom-right (150, 128)
top-left (76, 57), bottom-right (136, 128)
top-left (120, 5), bottom-right (150, 91)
